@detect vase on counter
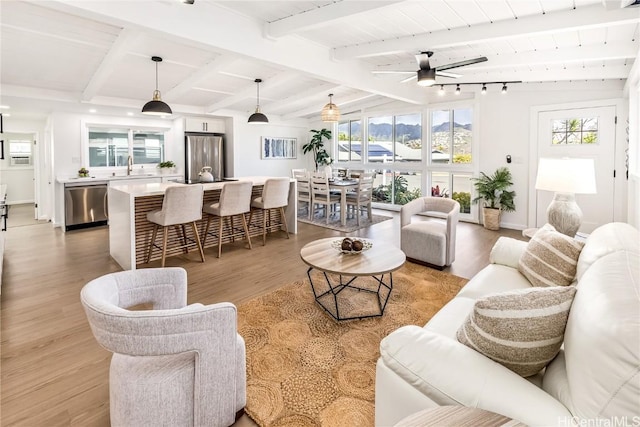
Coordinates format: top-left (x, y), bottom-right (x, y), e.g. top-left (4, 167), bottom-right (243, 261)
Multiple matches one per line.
top-left (324, 165), bottom-right (333, 178)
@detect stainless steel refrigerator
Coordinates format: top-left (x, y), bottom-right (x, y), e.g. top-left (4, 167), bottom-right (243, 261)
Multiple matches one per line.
top-left (185, 133), bottom-right (225, 183)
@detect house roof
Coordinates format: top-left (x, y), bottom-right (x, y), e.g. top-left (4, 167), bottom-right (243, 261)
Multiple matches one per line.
top-left (1, 0), bottom-right (638, 121)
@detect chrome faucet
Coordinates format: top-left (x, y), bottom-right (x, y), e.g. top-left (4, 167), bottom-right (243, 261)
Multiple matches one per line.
top-left (127, 155), bottom-right (133, 175)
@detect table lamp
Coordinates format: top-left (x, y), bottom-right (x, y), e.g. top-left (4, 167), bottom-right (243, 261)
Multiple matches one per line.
top-left (534, 157), bottom-right (597, 237)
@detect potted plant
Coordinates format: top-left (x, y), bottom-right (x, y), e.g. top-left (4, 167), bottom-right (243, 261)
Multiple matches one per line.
top-left (157, 160), bottom-right (176, 174)
top-left (471, 167), bottom-right (516, 230)
top-left (303, 129), bottom-right (333, 172)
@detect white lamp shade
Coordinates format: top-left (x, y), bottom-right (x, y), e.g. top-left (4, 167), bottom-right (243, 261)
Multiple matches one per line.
top-left (535, 157), bottom-right (597, 194)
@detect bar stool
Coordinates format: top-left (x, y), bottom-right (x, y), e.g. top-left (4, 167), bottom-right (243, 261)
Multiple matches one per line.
top-left (248, 177), bottom-right (290, 245)
top-left (146, 185), bottom-right (206, 267)
top-left (202, 181), bottom-right (253, 258)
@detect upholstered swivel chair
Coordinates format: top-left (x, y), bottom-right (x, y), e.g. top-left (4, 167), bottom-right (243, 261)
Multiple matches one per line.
top-left (80, 267), bottom-right (246, 427)
top-left (202, 181), bottom-right (253, 258)
top-left (146, 185), bottom-right (205, 267)
top-left (248, 177), bottom-right (290, 245)
top-left (400, 197), bottom-right (460, 269)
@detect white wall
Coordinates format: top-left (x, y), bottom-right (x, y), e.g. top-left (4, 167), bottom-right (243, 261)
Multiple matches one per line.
top-left (228, 113), bottom-right (313, 177)
top-left (477, 81), bottom-right (627, 230)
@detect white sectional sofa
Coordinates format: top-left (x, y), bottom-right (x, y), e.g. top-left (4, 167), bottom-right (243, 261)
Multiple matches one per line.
top-left (375, 222), bottom-right (640, 427)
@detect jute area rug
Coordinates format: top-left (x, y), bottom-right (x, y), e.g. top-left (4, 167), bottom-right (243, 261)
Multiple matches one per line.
top-left (237, 262), bottom-right (468, 427)
top-left (297, 212), bottom-right (393, 233)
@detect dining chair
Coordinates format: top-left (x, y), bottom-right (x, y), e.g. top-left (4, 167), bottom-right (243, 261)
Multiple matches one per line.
top-left (202, 181), bottom-right (253, 258)
top-left (248, 177), bottom-right (290, 245)
top-left (310, 173), bottom-right (340, 224)
top-left (81, 267), bottom-right (246, 427)
top-left (146, 185), bottom-right (206, 267)
top-left (291, 168), bottom-right (307, 178)
top-left (346, 172), bottom-right (374, 225)
top-left (295, 172), bottom-right (313, 219)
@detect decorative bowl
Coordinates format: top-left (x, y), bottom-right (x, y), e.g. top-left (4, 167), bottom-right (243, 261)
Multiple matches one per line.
top-left (331, 239), bottom-right (373, 255)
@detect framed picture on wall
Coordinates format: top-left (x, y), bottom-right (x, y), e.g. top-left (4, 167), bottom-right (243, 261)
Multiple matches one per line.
top-left (261, 136), bottom-right (297, 159)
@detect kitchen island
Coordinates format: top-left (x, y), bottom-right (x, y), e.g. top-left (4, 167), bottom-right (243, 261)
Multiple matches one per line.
top-left (108, 177), bottom-right (297, 270)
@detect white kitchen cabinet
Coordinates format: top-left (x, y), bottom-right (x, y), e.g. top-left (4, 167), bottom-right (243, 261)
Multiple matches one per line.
top-left (184, 117), bottom-right (225, 133)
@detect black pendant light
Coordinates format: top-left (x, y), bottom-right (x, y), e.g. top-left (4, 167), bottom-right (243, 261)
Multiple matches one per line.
top-left (142, 56), bottom-right (172, 116)
top-left (248, 78), bottom-right (268, 124)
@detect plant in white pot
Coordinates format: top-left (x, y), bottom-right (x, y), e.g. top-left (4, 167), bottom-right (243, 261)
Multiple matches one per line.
top-left (157, 160), bottom-right (176, 174)
top-left (471, 167), bottom-right (516, 230)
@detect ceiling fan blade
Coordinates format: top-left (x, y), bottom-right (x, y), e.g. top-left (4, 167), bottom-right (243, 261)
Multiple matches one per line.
top-left (435, 70), bottom-right (462, 78)
top-left (415, 51), bottom-right (433, 69)
top-left (401, 75), bottom-right (417, 83)
top-left (436, 56), bottom-right (487, 71)
top-left (372, 70), bottom-right (415, 74)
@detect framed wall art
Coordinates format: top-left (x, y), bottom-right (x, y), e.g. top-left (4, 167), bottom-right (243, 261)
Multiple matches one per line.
top-left (261, 136), bottom-right (297, 159)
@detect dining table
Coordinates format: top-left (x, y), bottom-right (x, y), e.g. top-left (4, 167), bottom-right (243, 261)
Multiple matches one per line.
top-left (328, 178), bottom-right (359, 226)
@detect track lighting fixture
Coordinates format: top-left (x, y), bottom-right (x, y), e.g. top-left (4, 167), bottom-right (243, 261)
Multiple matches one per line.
top-left (430, 81), bottom-right (521, 95)
top-left (248, 79), bottom-right (268, 124)
top-left (142, 56), bottom-right (172, 116)
top-left (181, 0), bottom-right (194, 3)
top-left (321, 93), bottom-right (340, 123)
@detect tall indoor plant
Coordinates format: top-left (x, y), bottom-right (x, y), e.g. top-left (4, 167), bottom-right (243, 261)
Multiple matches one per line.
top-left (471, 167), bottom-right (516, 230)
top-left (303, 128), bottom-right (333, 172)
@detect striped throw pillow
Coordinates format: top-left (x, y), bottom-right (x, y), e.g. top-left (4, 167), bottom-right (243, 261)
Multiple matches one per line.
top-left (457, 286), bottom-right (577, 377)
top-left (518, 224), bottom-right (584, 287)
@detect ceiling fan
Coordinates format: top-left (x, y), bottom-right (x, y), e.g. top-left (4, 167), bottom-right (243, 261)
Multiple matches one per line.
top-left (372, 51), bottom-right (488, 87)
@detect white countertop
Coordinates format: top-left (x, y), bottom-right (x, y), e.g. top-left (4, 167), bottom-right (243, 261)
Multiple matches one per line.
top-left (57, 173), bottom-right (182, 184)
top-left (109, 176), bottom-right (293, 197)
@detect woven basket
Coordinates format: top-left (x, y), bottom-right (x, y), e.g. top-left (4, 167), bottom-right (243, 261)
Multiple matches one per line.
top-left (482, 208), bottom-right (501, 230)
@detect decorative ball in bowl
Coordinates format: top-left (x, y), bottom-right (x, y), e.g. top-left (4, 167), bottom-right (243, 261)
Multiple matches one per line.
top-left (331, 237), bottom-right (373, 255)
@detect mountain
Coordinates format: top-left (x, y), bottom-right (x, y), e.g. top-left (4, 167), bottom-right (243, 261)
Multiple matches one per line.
top-left (431, 122), bottom-right (472, 133)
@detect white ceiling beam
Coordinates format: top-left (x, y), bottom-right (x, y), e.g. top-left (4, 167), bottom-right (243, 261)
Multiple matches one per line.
top-left (82, 28), bottom-right (137, 102)
top-left (265, 1), bottom-right (404, 38)
top-left (283, 91), bottom-right (376, 120)
top-left (206, 71), bottom-right (296, 113)
top-left (334, 4), bottom-right (640, 60)
top-left (265, 83), bottom-right (339, 114)
top-left (428, 65), bottom-right (632, 84)
top-left (372, 42), bottom-right (638, 73)
top-left (164, 54), bottom-right (239, 101)
top-left (46, 0), bottom-right (426, 106)
top-left (336, 97), bottom-right (399, 117)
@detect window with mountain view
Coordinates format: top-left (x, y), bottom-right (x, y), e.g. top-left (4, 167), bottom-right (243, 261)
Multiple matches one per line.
top-left (431, 108), bottom-right (472, 164)
top-left (337, 119), bottom-right (362, 161)
top-left (367, 114), bottom-right (421, 163)
top-left (551, 118), bottom-right (598, 144)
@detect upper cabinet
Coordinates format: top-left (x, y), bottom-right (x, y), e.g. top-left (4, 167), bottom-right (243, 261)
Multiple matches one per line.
top-left (184, 117), bottom-right (225, 134)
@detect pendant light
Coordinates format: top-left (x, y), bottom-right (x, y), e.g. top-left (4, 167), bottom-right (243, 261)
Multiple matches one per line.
top-left (321, 93), bottom-right (340, 123)
top-left (248, 78), bottom-right (268, 124)
top-left (141, 56), bottom-right (172, 116)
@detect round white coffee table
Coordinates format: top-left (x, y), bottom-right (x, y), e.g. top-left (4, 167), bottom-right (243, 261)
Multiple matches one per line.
top-left (300, 237), bottom-right (405, 321)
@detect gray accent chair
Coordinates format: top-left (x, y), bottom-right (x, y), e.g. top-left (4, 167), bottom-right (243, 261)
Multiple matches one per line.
top-left (400, 197), bottom-right (460, 270)
top-left (80, 267), bottom-right (246, 427)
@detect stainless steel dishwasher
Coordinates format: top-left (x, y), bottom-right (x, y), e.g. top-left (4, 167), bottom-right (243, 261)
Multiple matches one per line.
top-left (64, 181), bottom-right (109, 231)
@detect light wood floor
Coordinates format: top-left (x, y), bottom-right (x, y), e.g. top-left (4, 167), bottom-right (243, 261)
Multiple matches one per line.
top-left (0, 210), bottom-right (525, 426)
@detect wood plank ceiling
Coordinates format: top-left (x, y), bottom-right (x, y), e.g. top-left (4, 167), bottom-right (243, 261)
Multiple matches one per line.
top-left (0, 0), bottom-right (638, 120)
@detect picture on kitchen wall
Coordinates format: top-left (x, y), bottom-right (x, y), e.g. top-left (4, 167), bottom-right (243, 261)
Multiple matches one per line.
top-left (261, 136), bottom-right (297, 159)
